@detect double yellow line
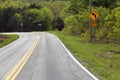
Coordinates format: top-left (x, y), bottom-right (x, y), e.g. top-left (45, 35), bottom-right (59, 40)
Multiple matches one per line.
top-left (3, 35), bottom-right (39, 80)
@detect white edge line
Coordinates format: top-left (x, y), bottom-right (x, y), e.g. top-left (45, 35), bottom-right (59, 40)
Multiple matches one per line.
top-left (55, 35), bottom-right (99, 80)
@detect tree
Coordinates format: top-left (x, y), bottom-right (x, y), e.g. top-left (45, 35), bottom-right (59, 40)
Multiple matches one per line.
top-left (52, 17), bottom-right (64, 31)
top-left (92, 6), bottom-right (110, 41)
top-left (63, 15), bottom-right (78, 33)
top-left (14, 13), bottom-right (23, 31)
top-left (105, 7), bottom-right (120, 43)
top-left (14, 13), bottom-right (23, 23)
top-left (67, 0), bottom-right (83, 14)
top-left (40, 7), bottom-right (53, 30)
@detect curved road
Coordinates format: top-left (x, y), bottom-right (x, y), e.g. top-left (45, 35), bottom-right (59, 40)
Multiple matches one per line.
top-left (0, 32), bottom-right (98, 80)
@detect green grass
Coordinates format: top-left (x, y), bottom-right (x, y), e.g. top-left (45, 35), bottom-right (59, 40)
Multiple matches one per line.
top-left (50, 31), bottom-right (120, 80)
top-left (0, 34), bottom-right (19, 48)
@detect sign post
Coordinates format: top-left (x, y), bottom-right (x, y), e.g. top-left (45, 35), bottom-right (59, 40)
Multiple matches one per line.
top-left (89, 10), bottom-right (99, 41)
top-left (21, 23), bottom-right (23, 32)
top-left (89, 0), bottom-right (92, 42)
top-left (38, 23), bottom-right (42, 31)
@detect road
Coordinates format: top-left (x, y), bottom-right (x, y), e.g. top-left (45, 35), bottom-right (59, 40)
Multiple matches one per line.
top-left (0, 32), bottom-right (98, 80)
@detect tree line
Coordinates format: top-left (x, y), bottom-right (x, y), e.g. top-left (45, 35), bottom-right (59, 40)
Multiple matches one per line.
top-left (0, 0), bottom-right (120, 43)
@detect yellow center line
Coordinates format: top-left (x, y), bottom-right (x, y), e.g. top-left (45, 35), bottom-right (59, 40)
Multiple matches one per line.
top-left (3, 35), bottom-right (40, 80)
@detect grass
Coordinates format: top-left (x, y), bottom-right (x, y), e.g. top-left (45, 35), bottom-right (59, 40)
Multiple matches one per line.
top-left (50, 31), bottom-right (120, 80)
top-left (0, 34), bottom-right (19, 48)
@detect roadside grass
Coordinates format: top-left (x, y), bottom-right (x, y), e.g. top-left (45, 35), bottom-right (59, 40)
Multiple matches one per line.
top-left (50, 31), bottom-right (120, 80)
top-left (0, 34), bottom-right (19, 48)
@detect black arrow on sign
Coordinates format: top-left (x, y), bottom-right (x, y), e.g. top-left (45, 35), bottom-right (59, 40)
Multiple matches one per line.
top-left (92, 13), bottom-right (96, 18)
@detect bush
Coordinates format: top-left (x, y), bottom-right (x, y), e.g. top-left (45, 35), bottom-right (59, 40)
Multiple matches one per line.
top-left (105, 7), bottom-right (120, 43)
top-left (63, 15), bottom-right (78, 33)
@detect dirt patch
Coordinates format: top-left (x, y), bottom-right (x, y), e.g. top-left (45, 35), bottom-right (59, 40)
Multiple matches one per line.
top-left (99, 50), bottom-right (120, 59)
top-left (0, 34), bottom-right (10, 43)
top-left (109, 50), bottom-right (120, 54)
top-left (99, 52), bottom-right (111, 59)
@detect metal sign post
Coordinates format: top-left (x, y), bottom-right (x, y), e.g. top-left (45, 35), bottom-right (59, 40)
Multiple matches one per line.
top-left (89, 9), bottom-right (99, 42)
top-left (89, 0), bottom-right (92, 42)
top-left (38, 23), bottom-right (42, 31)
top-left (21, 23), bottom-right (23, 32)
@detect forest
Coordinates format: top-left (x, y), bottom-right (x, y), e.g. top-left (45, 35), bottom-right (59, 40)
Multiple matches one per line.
top-left (0, 0), bottom-right (120, 43)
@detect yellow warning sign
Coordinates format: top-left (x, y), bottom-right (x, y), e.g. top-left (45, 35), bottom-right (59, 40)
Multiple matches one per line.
top-left (89, 11), bottom-right (99, 21)
top-left (92, 21), bottom-right (97, 27)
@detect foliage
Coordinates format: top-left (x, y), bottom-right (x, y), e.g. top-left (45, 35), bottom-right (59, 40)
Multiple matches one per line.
top-left (0, 0), bottom-right (120, 42)
top-left (93, 6), bottom-right (110, 41)
top-left (52, 17), bottom-right (64, 31)
top-left (28, 9), bottom-right (42, 23)
top-left (92, 0), bottom-right (118, 8)
top-left (88, 6), bottom-right (120, 43)
top-left (40, 7), bottom-right (54, 30)
top-left (14, 13), bottom-right (23, 23)
top-left (105, 7), bottom-right (120, 43)
top-left (63, 15), bottom-right (78, 33)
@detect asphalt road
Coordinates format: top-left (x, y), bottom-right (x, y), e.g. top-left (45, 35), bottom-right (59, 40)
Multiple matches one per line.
top-left (0, 33), bottom-right (36, 79)
top-left (0, 32), bottom-right (98, 80)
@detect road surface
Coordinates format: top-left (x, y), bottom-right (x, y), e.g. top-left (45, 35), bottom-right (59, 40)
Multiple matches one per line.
top-left (0, 32), bottom-right (98, 80)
